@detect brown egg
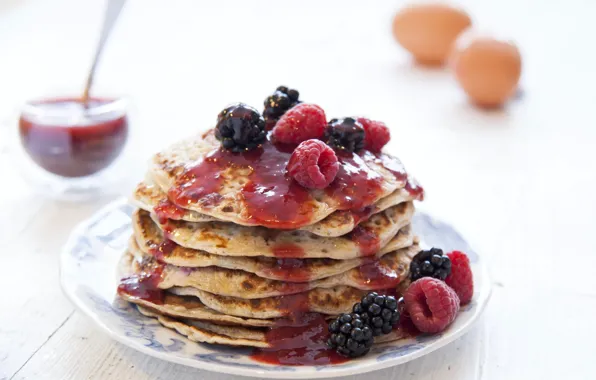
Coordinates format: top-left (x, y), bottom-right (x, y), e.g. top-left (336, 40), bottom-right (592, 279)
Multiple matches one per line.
top-left (451, 34), bottom-right (522, 108)
top-left (392, 3), bottom-right (471, 65)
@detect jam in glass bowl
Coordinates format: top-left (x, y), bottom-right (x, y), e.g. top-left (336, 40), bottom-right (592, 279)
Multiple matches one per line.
top-left (18, 96), bottom-right (129, 200)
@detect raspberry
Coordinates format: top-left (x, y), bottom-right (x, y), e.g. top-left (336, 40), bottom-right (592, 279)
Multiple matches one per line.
top-left (358, 118), bottom-right (391, 152)
top-left (287, 139), bottom-right (339, 189)
top-left (271, 103), bottom-right (327, 144)
top-left (404, 278), bottom-right (460, 333)
top-left (445, 251), bottom-right (474, 304)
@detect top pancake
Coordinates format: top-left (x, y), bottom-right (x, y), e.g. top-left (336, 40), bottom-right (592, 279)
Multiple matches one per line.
top-left (149, 130), bottom-right (409, 230)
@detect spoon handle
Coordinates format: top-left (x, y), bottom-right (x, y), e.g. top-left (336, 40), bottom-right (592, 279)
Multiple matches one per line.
top-left (82, 0), bottom-right (127, 104)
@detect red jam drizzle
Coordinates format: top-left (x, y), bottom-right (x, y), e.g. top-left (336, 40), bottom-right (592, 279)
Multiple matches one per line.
top-left (394, 313), bottom-right (420, 338)
top-left (373, 153), bottom-right (408, 182)
top-left (405, 176), bottom-right (425, 201)
top-left (262, 258), bottom-right (312, 282)
top-left (326, 152), bottom-right (384, 210)
top-left (148, 239), bottom-right (178, 262)
top-left (271, 243), bottom-right (306, 258)
top-left (357, 259), bottom-right (402, 289)
top-left (154, 199), bottom-right (186, 224)
top-left (350, 205), bottom-right (377, 226)
top-left (250, 313), bottom-right (348, 366)
top-left (167, 136), bottom-right (399, 229)
top-left (117, 262), bottom-right (165, 305)
top-left (351, 226), bottom-right (381, 256)
top-left (168, 140), bottom-right (315, 229)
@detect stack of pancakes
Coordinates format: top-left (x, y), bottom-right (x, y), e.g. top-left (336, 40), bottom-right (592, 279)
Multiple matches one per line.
top-left (118, 130), bottom-right (424, 348)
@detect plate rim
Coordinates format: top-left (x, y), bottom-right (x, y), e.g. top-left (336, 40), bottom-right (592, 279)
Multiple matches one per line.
top-left (60, 198), bottom-right (492, 379)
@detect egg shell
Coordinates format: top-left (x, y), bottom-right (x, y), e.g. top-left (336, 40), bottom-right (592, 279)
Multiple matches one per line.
top-left (451, 35), bottom-right (522, 108)
top-left (392, 3), bottom-right (471, 65)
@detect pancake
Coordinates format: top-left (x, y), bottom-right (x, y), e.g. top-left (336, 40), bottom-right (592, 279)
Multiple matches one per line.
top-left (133, 178), bottom-right (418, 237)
top-left (118, 252), bottom-right (283, 327)
top-left (138, 306), bottom-right (409, 348)
top-left (142, 202), bottom-right (415, 259)
top-left (129, 243), bottom-right (418, 299)
top-left (132, 210), bottom-right (415, 281)
top-left (170, 286), bottom-right (373, 319)
top-left (138, 306), bottom-right (269, 348)
top-left (132, 179), bottom-right (217, 223)
top-left (149, 130), bottom-right (408, 229)
top-left (122, 291), bottom-right (278, 327)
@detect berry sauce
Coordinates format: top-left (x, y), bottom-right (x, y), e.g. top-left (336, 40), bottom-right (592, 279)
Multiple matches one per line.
top-left (251, 313), bottom-right (348, 366)
top-left (272, 243), bottom-right (306, 258)
top-left (405, 176), bottom-right (425, 201)
top-left (351, 226), bottom-right (381, 256)
top-left (350, 205), bottom-right (378, 226)
top-left (19, 97), bottom-right (128, 177)
top-left (261, 258), bottom-right (312, 282)
top-left (154, 199), bottom-right (186, 224)
top-left (356, 259), bottom-right (402, 289)
top-left (373, 153), bottom-right (408, 182)
top-left (117, 262), bottom-right (165, 305)
top-left (168, 140), bottom-right (314, 229)
top-left (325, 152), bottom-right (384, 210)
top-left (167, 135), bottom-right (389, 229)
top-left (148, 239), bottom-right (178, 263)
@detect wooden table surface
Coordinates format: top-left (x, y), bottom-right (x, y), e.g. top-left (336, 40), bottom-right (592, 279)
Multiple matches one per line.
top-left (1, 0), bottom-right (595, 379)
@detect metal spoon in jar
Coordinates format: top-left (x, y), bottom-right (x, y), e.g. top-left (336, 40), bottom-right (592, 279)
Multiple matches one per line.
top-left (81, 0), bottom-right (127, 106)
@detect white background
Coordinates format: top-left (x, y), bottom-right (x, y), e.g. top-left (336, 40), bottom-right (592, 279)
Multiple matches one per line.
top-left (1, 0), bottom-right (595, 379)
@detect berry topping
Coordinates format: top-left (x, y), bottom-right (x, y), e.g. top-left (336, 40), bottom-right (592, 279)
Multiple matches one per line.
top-left (263, 86), bottom-right (301, 127)
top-left (445, 251), bottom-right (474, 304)
top-left (215, 103), bottom-right (266, 152)
top-left (287, 139), bottom-right (339, 189)
top-left (410, 247), bottom-right (452, 281)
top-left (325, 117), bottom-right (365, 153)
top-left (404, 277), bottom-right (460, 333)
top-left (271, 103), bottom-right (327, 144)
top-left (327, 313), bottom-right (374, 358)
top-left (357, 117), bottom-right (391, 152)
top-left (353, 292), bottom-right (400, 336)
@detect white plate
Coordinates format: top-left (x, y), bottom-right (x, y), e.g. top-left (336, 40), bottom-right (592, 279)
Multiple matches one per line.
top-left (60, 199), bottom-right (491, 379)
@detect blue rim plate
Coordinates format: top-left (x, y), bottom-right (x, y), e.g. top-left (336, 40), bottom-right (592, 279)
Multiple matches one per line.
top-left (60, 198), bottom-right (491, 379)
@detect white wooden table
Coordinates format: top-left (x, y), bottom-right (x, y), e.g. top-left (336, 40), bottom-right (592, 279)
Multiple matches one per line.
top-left (1, 0), bottom-right (595, 379)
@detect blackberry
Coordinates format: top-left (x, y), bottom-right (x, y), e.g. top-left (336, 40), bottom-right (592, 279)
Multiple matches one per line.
top-left (325, 117), bottom-right (365, 153)
top-left (327, 313), bottom-right (374, 358)
top-left (353, 292), bottom-right (400, 337)
top-left (263, 86), bottom-right (300, 126)
top-left (410, 247), bottom-right (452, 281)
top-left (215, 103), bottom-right (266, 152)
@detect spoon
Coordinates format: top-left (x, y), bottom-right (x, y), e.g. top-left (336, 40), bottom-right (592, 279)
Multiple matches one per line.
top-left (82, 0), bottom-right (127, 106)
